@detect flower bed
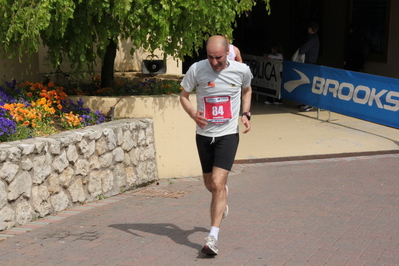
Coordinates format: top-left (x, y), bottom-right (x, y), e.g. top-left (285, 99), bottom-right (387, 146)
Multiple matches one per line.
top-left (0, 80), bottom-right (105, 142)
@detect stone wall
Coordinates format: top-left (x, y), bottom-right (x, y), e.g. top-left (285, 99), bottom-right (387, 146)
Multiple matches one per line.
top-left (0, 118), bottom-right (158, 231)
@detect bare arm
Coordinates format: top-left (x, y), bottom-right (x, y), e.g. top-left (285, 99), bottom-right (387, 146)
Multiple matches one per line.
top-left (179, 88), bottom-right (208, 129)
top-left (234, 46), bottom-right (243, 63)
top-left (241, 86), bottom-right (252, 133)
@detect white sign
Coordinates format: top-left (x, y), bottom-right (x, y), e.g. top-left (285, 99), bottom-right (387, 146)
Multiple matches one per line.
top-left (242, 54), bottom-right (283, 97)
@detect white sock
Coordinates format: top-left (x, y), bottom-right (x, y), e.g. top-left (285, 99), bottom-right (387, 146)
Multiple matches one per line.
top-left (209, 226), bottom-right (220, 240)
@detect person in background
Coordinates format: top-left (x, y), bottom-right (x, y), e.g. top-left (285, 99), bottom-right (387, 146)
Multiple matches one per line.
top-left (264, 43), bottom-right (284, 105)
top-left (225, 35), bottom-right (243, 62)
top-left (298, 21), bottom-right (320, 112)
top-left (264, 43), bottom-right (284, 60)
top-left (180, 35), bottom-right (252, 256)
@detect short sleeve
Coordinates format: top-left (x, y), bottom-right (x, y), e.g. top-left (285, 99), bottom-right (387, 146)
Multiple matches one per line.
top-left (242, 65), bottom-right (253, 88)
top-left (180, 63), bottom-right (197, 92)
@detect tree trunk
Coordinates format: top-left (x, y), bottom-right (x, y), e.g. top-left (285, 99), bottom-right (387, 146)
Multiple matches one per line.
top-left (101, 39), bottom-right (117, 88)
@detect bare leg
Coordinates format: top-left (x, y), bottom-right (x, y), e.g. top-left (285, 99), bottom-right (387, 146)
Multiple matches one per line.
top-left (203, 166), bottom-right (229, 228)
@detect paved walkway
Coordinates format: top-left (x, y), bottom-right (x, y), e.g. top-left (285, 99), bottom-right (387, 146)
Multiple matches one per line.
top-left (1, 97), bottom-right (399, 265)
top-left (1, 153), bottom-right (399, 265)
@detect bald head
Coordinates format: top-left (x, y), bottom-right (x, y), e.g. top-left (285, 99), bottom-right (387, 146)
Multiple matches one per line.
top-left (207, 35), bottom-right (229, 52)
top-left (206, 35), bottom-right (229, 72)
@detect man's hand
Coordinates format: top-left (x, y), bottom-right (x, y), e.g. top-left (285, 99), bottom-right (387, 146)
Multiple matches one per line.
top-left (180, 89), bottom-right (208, 129)
top-left (241, 86), bottom-right (252, 134)
top-left (241, 116), bottom-right (251, 133)
top-left (191, 110), bottom-right (208, 129)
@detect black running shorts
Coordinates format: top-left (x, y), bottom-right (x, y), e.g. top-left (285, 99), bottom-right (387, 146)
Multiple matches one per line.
top-left (196, 133), bottom-right (239, 173)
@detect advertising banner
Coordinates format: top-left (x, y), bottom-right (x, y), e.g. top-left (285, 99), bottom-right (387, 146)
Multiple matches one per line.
top-left (281, 60), bottom-right (399, 128)
top-left (242, 54), bottom-right (283, 98)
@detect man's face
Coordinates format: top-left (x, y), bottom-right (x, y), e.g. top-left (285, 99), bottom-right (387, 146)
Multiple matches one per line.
top-left (207, 45), bottom-right (228, 72)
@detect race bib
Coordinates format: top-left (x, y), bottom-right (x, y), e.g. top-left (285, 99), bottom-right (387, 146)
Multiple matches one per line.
top-left (203, 96), bottom-right (232, 124)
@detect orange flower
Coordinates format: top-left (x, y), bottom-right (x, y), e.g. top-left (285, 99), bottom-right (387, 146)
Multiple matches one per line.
top-left (23, 121), bottom-right (29, 126)
top-left (1, 103), bottom-right (12, 110)
top-left (27, 92), bottom-right (32, 97)
top-left (28, 113), bottom-right (37, 119)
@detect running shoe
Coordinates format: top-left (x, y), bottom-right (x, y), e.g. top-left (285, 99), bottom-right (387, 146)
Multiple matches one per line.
top-left (201, 235), bottom-right (218, 255)
top-left (300, 105), bottom-right (313, 112)
top-left (223, 185), bottom-right (229, 219)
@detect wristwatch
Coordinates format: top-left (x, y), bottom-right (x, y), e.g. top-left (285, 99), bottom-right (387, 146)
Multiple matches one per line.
top-left (241, 112), bottom-right (251, 121)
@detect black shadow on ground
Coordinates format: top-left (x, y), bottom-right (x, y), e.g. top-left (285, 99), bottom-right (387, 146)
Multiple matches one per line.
top-left (109, 223), bottom-right (212, 258)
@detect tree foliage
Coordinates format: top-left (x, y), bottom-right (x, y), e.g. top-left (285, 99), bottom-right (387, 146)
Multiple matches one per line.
top-left (0, 0), bottom-right (270, 80)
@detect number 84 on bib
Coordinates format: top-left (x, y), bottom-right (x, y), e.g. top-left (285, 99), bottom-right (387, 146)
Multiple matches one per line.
top-left (203, 96), bottom-right (232, 124)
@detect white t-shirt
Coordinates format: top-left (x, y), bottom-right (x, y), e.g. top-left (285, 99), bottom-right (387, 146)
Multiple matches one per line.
top-left (181, 59), bottom-right (253, 137)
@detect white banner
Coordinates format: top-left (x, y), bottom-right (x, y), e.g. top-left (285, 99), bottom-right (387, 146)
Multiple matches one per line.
top-left (242, 54), bottom-right (283, 97)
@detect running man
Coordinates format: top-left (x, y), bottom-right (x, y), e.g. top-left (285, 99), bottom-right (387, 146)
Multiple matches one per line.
top-left (180, 35), bottom-right (253, 255)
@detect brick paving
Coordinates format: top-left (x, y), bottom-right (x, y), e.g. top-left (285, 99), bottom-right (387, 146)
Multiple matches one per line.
top-left (1, 154), bottom-right (399, 265)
